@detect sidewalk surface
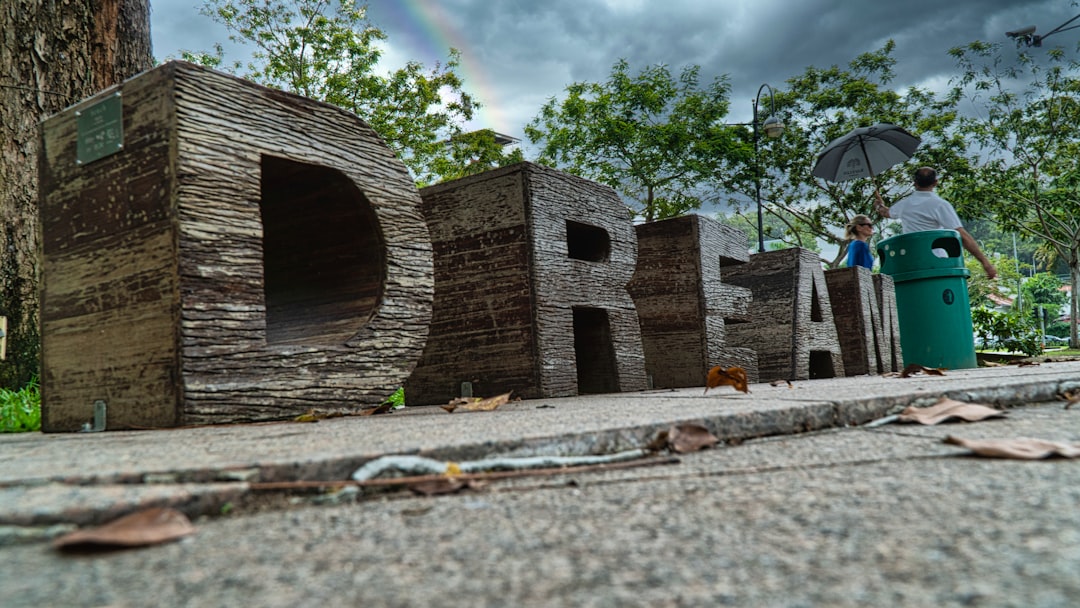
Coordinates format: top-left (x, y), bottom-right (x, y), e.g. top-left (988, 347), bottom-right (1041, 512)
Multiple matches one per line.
top-left (3, 359), bottom-right (1079, 535)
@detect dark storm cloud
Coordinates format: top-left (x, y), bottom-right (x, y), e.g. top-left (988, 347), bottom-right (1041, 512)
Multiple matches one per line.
top-left (151, 0), bottom-right (1080, 133)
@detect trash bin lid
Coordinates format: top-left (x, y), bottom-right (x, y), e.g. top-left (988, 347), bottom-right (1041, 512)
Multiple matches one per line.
top-left (877, 229), bottom-right (965, 276)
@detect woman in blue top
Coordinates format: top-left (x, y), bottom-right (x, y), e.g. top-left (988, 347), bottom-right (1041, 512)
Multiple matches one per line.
top-left (845, 214), bottom-right (874, 269)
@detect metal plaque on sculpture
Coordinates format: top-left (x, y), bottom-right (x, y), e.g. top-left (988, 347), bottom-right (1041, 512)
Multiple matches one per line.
top-left (76, 92), bottom-right (123, 165)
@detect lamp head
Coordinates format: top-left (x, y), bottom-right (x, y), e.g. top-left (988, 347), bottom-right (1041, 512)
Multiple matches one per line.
top-left (1006, 25), bottom-right (1037, 38)
top-left (762, 115), bottom-right (784, 138)
top-left (1006, 25), bottom-right (1040, 47)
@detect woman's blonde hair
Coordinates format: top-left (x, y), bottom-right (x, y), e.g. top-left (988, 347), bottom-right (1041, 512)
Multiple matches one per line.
top-left (845, 214), bottom-right (872, 239)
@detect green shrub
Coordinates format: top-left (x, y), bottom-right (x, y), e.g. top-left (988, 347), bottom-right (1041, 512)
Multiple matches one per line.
top-left (971, 307), bottom-right (1042, 356)
top-left (1045, 321), bottom-right (1071, 339)
top-left (0, 376), bottom-right (40, 433)
top-left (382, 387), bottom-right (405, 409)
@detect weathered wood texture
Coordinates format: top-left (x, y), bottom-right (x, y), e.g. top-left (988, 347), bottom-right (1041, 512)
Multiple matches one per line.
top-left (38, 61), bottom-right (432, 430)
top-left (1, 0), bottom-right (152, 389)
top-left (627, 215), bottom-right (758, 387)
top-left (824, 266), bottom-right (884, 376)
top-left (723, 248), bottom-right (845, 382)
top-left (873, 274), bottom-right (903, 373)
top-left (406, 162), bottom-right (647, 405)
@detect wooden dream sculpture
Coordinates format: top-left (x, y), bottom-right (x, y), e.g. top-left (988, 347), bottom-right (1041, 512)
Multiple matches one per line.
top-left (38, 61), bottom-right (432, 431)
top-left (627, 214), bottom-right (758, 387)
top-left (722, 248), bottom-right (845, 381)
top-left (824, 266), bottom-right (885, 376)
top-left (405, 162), bottom-right (648, 405)
top-left (873, 274), bottom-right (903, 373)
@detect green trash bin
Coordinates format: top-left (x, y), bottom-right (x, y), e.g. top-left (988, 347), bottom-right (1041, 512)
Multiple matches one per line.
top-left (877, 229), bottom-right (978, 370)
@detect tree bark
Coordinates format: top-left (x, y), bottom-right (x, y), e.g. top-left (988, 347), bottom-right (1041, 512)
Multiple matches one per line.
top-left (1069, 253), bottom-right (1079, 350)
top-left (0, 0), bottom-right (151, 388)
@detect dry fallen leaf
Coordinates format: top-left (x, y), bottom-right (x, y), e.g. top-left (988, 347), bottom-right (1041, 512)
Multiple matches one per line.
top-left (441, 397), bottom-right (475, 413)
top-left (705, 366), bottom-right (750, 394)
top-left (293, 409), bottom-right (323, 423)
top-left (770, 379), bottom-right (793, 388)
top-left (1062, 390), bottom-right (1080, 410)
top-left (53, 507), bottom-right (195, 552)
top-left (900, 364), bottom-right (947, 378)
top-left (897, 397), bottom-right (1007, 425)
top-left (669, 424), bottom-right (719, 453)
top-left (360, 402), bottom-right (395, 416)
top-left (646, 429), bottom-right (672, 452)
top-left (441, 392), bottom-right (512, 413)
top-left (407, 479), bottom-right (481, 496)
top-left (294, 410), bottom-right (356, 422)
top-left (944, 436), bottom-right (1080, 459)
top-left (648, 424), bottom-right (718, 454)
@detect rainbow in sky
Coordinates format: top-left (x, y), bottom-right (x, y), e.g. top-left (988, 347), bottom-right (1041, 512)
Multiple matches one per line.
top-left (374, 0), bottom-right (508, 135)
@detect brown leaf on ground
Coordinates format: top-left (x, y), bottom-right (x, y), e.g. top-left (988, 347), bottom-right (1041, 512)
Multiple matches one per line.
top-left (770, 379), bottom-right (793, 388)
top-left (295, 410), bottom-right (362, 422)
top-left (900, 364), bottom-right (947, 378)
top-left (1062, 390), bottom-right (1080, 410)
top-left (646, 429), bottom-right (671, 452)
top-left (669, 424), bottom-right (719, 453)
top-left (441, 392), bottom-right (512, 413)
top-left (944, 436), bottom-right (1080, 459)
top-left (53, 508), bottom-right (195, 552)
top-left (360, 402), bottom-right (395, 416)
top-left (407, 479), bottom-right (482, 496)
top-left (293, 409), bottom-right (324, 423)
top-left (897, 397), bottom-right (1007, 425)
top-left (440, 397), bottom-right (473, 413)
top-left (649, 424), bottom-right (719, 453)
top-left (704, 366), bottom-right (750, 394)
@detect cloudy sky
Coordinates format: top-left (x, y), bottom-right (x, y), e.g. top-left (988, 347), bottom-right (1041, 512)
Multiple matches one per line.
top-left (148, 0), bottom-right (1078, 141)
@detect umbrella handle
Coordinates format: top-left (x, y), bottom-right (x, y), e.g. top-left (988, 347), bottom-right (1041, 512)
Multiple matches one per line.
top-left (859, 137), bottom-right (887, 210)
top-left (872, 184), bottom-right (889, 217)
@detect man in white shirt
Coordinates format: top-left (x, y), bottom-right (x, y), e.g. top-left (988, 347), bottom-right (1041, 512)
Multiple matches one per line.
top-left (875, 167), bottom-right (998, 279)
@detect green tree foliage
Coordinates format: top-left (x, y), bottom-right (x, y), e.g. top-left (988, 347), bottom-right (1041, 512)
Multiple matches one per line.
top-left (429, 129), bottom-right (525, 182)
top-left (193, 0), bottom-right (517, 185)
top-left (722, 42), bottom-right (968, 267)
top-left (0, 377), bottom-right (40, 433)
top-left (948, 39), bottom-right (1080, 348)
top-left (965, 253), bottom-right (1027, 309)
top-left (524, 59), bottom-right (745, 222)
top-left (966, 219), bottom-right (1042, 267)
top-left (1022, 272), bottom-right (1068, 327)
top-left (971, 307), bottom-right (1042, 356)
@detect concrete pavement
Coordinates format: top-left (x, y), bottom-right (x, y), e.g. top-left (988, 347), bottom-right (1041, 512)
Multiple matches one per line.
top-left (2, 359), bottom-right (1079, 537)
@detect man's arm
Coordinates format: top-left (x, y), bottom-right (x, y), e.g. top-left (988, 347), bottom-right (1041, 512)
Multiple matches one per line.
top-left (957, 227), bottom-right (998, 279)
top-left (873, 191), bottom-right (891, 218)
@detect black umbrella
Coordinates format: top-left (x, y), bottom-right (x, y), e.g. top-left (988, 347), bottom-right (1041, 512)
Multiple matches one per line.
top-left (811, 123), bottom-right (921, 188)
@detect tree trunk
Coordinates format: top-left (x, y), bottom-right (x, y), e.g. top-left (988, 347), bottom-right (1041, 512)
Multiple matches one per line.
top-left (1069, 254), bottom-right (1079, 350)
top-left (0, 0), bottom-right (151, 388)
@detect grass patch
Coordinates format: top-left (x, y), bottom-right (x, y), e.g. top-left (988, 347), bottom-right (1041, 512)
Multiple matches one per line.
top-left (0, 377), bottom-right (41, 433)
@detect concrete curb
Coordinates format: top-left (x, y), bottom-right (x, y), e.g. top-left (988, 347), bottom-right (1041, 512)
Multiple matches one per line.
top-left (2, 361), bottom-right (1078, 536)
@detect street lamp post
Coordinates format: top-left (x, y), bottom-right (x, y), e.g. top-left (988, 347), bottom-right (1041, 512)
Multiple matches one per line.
top-left (752, 83), bottom-right (785, 253)
top-left (1006, 14), bottom-right (1080, 47)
